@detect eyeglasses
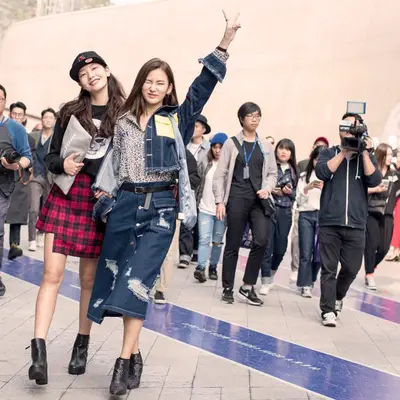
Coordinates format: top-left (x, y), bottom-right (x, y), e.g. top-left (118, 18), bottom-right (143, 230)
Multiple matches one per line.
top-left (245, 114), bottom-right (261, 120)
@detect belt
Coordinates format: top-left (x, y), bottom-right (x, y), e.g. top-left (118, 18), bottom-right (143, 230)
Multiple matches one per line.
top-left (121, 184), bottom-right (175, 194)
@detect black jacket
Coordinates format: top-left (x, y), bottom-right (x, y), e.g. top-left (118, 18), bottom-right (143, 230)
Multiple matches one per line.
top-left (186, 149), bottom-right (200, 191)
top-left (316, 146), bottom-right (382, 229)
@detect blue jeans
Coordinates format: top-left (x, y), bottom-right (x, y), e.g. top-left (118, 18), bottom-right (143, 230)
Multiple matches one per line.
top-left (297, 210), bottom-right (320, 287)
top-left (197, 211), bottom-right (226, 270)
top-left (88, 186), bottom-right (177, 322)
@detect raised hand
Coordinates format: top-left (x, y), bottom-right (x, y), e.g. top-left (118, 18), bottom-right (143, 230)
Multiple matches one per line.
top-left (218, 10), bottom-right (241, 50)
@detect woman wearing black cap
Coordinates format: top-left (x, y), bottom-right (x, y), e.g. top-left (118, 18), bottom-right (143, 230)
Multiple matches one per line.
top-left (28, 52), bottom-right (125, 385)
top-left (87, 12), bottom-right (240, 395)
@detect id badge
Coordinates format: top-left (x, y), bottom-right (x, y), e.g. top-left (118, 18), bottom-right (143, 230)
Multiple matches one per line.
top-left (243, 166), bottom-right (250, 180)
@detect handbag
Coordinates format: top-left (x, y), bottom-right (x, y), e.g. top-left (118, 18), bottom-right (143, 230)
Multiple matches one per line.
top-left (52, 115), bottom-right (92, 195)
top-left (92, 142), bottom-right (116, 225)
top-left (231, 137), bottom-right (276, 218)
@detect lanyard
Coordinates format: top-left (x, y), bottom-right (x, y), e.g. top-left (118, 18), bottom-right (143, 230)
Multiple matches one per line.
top-left (243, 141), bottom-right (257, 166)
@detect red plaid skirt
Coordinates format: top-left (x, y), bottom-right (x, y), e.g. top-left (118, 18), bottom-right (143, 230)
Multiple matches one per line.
top-left (36, 173), bottom-right (104, 258)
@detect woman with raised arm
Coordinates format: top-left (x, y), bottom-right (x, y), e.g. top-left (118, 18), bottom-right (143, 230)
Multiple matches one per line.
top-left (87, 12), bottom-right (240, 396)
top-left (28, 52), bottom-right (125, 385)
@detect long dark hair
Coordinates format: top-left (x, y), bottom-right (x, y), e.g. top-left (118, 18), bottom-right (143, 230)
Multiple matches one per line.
top-left (305, 145), bottom-right (325, 183)
top-left (121, 58), bottom-right (179, 118)
top-left (60, 74), bottom-right (125, 138)
top-left (207, 144), bottom-right (221, 162)
top-left (375, 143), bottom-right (391, 173)
top-left (275, 138), bottom-right (299, 181)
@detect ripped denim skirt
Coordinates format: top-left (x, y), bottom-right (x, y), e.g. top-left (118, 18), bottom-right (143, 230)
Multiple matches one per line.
top-left (87, 182), bottom-right (177, 323)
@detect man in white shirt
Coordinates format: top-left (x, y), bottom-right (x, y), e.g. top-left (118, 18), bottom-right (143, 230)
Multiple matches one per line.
top-left (179, 115), bottom-right (211, 268)
top-left (186, 115), bottom-right (211, 164)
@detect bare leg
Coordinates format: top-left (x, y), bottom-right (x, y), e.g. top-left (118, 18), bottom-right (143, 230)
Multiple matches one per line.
top-left (34, 233), bottom-right (67, 339)
top-left (78, 258), bottom-right (97, 335)
top-left (132, 340), bottom-right (139, 355)
top-left (121, 317), bottom-right (144, 359)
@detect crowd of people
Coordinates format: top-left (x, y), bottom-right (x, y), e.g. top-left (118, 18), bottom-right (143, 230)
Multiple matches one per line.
top-left (0, 10), bottom-right (398, 397)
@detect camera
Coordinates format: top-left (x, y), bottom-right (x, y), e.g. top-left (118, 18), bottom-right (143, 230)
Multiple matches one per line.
top-left (0, 149), bottom-right (20, 164)
top-left (339, 101), bottom-right (369, 153)
top-left (276, 174), bottom-right (291, 189)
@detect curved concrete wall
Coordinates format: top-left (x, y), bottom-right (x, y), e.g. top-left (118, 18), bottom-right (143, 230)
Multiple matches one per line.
top-left (1, 0), bottom-right (400, 156)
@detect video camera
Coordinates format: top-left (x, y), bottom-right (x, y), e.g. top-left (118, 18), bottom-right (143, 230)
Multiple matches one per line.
top-left (339, 101), bottom-right (370, 154)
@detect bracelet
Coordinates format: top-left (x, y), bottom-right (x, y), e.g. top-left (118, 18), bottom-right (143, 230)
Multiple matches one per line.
top-left (17, 161), bottom-right (23, 170)
top-left (216, 46), bottom-right (227, 52)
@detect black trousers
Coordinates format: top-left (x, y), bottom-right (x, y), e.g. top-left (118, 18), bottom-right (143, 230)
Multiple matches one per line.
top-left (319, 226), bottom-right (365, 315)
top-left (260, 206), bottom-right (292, 277)
top-left (222, 196), bottom-right (270, 289)
top-left (364, 214), bottom-right (394, 275)
top-left (10, 224), bottom-right (22, 246)
top-left (179, 222), bottom-right (199, 261)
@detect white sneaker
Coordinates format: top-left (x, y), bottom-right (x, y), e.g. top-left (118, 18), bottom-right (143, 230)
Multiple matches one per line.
top-left (28, 241), bottom-right (37, 252)
top-left (301, 287), bottom-right (312, 298)
top-left (259, 284), bottom-right (272, 296)
top-left (335, 300), bottom-right (343, 317)
top-left (365, 275), bottom-right (377, 291)
top-left (322, 312), bottom-right (337, 327)
top-left (259, 276), bottom-right (274, 296)
top-left (289, 271), bottom-right (298, 283)
top-left (37, 233), bottom-right (44, 248)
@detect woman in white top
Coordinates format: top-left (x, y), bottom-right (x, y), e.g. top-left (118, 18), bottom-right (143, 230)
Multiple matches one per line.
top-left (296, 146), bottom-right (325, 297)
top-left (195, 133), bottom-right (228, 283)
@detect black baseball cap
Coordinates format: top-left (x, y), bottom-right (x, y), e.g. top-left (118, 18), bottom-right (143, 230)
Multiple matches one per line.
top-left (69, 51), bottom-right (108, 82)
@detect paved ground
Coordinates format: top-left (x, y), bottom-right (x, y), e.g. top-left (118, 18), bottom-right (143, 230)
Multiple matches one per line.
top-left (1, 224), bottom-right (400, 399)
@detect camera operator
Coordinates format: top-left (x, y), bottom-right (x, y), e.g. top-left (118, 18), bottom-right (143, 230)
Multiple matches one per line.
top-left (316, 112), bottom-right (381, 327)
top-left (0, 85), bottom-right (32, 297)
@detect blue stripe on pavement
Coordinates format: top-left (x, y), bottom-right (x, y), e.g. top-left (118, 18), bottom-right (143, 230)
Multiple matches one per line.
top-left (2, 253), bottom-right (400, 400)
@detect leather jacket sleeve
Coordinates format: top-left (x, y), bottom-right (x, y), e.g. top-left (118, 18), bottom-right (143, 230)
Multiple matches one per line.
top-left (186, 149), bottom-right (201, 190)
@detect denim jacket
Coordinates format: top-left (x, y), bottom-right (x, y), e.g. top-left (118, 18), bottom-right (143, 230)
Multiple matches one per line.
top-left (93, 50), bottom-right (228, 210)
top-left (273, 163), bottom-right (297, 208)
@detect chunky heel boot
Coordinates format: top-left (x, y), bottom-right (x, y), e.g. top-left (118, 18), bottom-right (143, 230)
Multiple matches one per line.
top-left (68, 334), bottom-right (90, 375)
top-left (127, 351), bottom-right (143, 390)
top-left (109, 357), bottom-right (130, 396)
top-left (28, 338), bottom-right (48, 385)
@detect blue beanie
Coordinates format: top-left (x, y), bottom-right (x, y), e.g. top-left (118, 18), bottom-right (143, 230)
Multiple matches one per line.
top-left (210, 132), bottom-right (228, 146)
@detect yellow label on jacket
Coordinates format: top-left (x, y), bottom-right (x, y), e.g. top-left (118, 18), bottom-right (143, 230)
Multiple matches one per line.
top-left (154, 115), bottom-right (175, 139)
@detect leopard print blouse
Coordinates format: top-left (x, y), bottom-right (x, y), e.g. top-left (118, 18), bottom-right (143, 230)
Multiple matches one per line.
top-left (113, 116), bottom-right (175, 185)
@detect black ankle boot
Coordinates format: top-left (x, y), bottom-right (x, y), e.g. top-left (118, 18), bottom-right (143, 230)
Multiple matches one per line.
top-left (127, 352), bottom-right (143, 389)
top-left (109, 358), bottom-right (130, 395)
top-left (28, 338), bottom-right (48, 385)
top-left (68, 334), bottom-right (90, 375)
